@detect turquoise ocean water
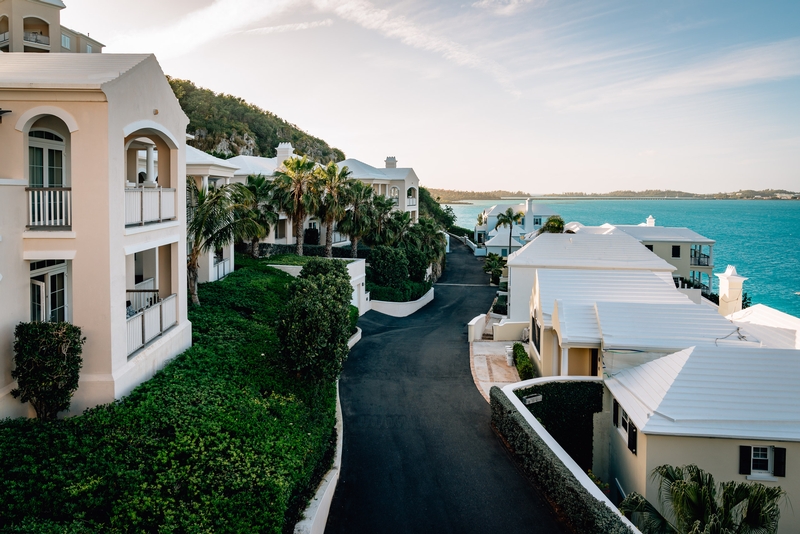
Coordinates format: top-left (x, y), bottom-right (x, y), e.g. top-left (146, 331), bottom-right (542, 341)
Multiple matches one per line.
top-left (447, 199), bottom-right (800, 318)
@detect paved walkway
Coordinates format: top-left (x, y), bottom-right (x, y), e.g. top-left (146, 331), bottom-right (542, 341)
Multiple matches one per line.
top-left (471, 341), bottom-right (522, 402)
top-left (325, 241), bottom-right (566, 534)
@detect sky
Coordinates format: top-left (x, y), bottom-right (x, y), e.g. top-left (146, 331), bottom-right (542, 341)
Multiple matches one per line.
top-left (61, 0), bottom-right (800, 194)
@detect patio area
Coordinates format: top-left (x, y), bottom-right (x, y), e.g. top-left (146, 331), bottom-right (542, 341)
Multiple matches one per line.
top-left (470, 341), bottom-right (521, 402)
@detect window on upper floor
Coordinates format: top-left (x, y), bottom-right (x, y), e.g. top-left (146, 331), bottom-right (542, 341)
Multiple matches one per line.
top-left (739, 445), bottom-right (786, 478)
top-left (533, 217), bottom-right (542, 226)
top-left (672, 245), bottom-right (681, 258)
top-left (86, 44), bottom-right (92, 53)
top-left (612, 399), bottom-right (637, 455)
top-left (61, 34), bottom-right (71, 49)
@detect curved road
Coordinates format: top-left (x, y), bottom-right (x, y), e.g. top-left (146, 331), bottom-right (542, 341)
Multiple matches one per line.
top-left (325, 240), bottom-right (566, 533)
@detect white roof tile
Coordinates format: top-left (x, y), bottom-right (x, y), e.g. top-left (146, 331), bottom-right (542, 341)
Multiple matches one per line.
top-left (485, 228), bottom-right (524, 248)
top-left (226, 155), bottom-right (278, 177)
top-left (614, 225), bottom-right (715, 244)
top-left (606, 346), bottom-right (800, 441)
top-left (186, 146), bottom-right (239, 172)
top-left (508, 233), bottom-right (675, 271)
top-left (0, 53), bottom-right (151, 88)
top-left (729, 304), bottom-right (800, 349)
top-left (337, 158), bottom-right (411, 181)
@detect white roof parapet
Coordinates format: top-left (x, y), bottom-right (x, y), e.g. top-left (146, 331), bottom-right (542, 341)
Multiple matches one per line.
top-left (729, 304), bottom-right (800, 349)
top-left (606, 345), bottom-right (800, 441)
top-left (0, 54), bottom-right (151, 89)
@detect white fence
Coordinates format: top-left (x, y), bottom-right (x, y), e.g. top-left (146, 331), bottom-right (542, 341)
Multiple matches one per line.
top-left (126, 293), bottom-right (178, 356)
top-left (27, 188), bottom-right (72, 228)
top-left (214, 258), bottom-right (231, 281)
top-left (129, 279), bottom-right (155, 311)
top-left (406, 197), bottom-right (417, 207)
top-left (125, 187), bottom-right (176, 226)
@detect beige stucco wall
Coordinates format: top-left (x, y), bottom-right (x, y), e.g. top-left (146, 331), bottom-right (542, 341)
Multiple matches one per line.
top-left (2, 0), bottom-right (62, 53)
top-left (602, 389), bottom-right (650, 504)
top-left (0, 55), bottom-right (191, 418)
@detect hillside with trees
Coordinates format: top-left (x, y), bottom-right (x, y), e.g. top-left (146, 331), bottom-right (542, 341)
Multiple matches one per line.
top-left (426, 188), bottom-right (532, 202)
top-left (169, 78), bottom-right (345, 163)
top-left (427, 187), bottom-right (798, 201)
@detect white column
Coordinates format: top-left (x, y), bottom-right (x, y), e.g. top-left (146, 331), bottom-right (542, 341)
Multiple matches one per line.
top-left (145, 145), bottom-right (156, 186)
top-left (201, 175), bottom-right (209, 194)
top-left (560, 347), bottom-right (569, 376)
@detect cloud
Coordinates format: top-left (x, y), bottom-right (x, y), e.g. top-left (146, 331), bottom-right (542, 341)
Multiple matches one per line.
top-left (242, 19), bottom-right (333, 35)
top-left (548, 37), bottom-right (800, 111)
top-left (314, 0), bottom-right (520, 94)
top-left (472, 0), bottom-right (546, 16)
top-left (106, 0), bottom-right (299, 58)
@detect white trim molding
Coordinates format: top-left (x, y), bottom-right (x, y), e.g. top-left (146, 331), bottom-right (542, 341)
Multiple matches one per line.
top-left (15, 106), bottom-right (80, 133)
top-left (122, 120), bottom-right (180, 149)
top-left (23, 250), bottom-right (77, 260)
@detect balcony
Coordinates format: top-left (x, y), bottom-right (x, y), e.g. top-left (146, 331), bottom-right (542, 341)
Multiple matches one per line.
top-left (406, 197), bottom-right (417, 207)
top-left (125, 187), bottom-right (176, 226)
top-left (214, 258), bottom-right (231, 281)
top-left (126, 292), bottom-right (178, 356)
top-left (0, 32), bottom-right (8, 44)
top-left (690, 251), bottom-right (711, 267)
top-left (27, 187), bottom-right (72, 229)
top-left (23, 32), bottom-right (49, 45)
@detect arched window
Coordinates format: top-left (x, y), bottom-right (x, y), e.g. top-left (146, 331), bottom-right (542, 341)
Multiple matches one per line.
top-left (390, 186), bottom-right (400, 198)
top-left (28, 129), bottom-right (65, 189)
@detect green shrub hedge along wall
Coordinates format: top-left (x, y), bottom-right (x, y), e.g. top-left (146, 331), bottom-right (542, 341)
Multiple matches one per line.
top-left (252, 242), bottom-right (371, 259)
top-left (512, 342), bottom-right (536, 381)
top-left (513, 381), bottom-right (603, 472)
top-left (448, 226), bottom-right (472, 238)
top-left (0, 264), bottom-right (337, 533)
top-left (490, 387), bottom-right (634, 534)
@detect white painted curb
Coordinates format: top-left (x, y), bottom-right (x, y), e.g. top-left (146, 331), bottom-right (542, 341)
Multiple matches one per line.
top-left (347, 327), bottom-right (362, 349)
top-left (370, 288), bottom-right (434, 317)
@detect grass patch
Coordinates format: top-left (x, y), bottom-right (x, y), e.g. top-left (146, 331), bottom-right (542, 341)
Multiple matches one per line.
top-left (0, 265), bottom-right (337, 533)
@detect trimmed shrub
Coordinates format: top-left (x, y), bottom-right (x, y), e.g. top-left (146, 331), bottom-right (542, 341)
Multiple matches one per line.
top-left (514, 381), bottom-right (604, 471)
top-left (278, 274), bottom-right (351, 381)
top-left (303, 227), bottom-right (320, 246)
top-left (11, 322), bottom-right (86, 420)
top-left (513, 342), bottom-right (536, 381)
top-left (299, 257), bottom-right (350, 281)
top-left (367, 280), bottom-right (432, 303)
top-left (403, 246), bottom-right (429, 283)
top-left (492, 295), bottom-right (508, 315)
top-left (448, 225), bottom-right (472, 237)
top-left (254, 242), bottom-right (371, 260)
top-left (367, 246), bottom-right (408, 288)
top-left (349, 305), bottom-right (359, 335)
top-left (491, 387), bottom-right (634, 534)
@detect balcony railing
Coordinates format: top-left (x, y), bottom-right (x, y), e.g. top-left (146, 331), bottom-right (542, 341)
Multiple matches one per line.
top-left (690, 251), bottom-right (710, 266)
top-left (214, 258), bottom-right (231, 281)
top-left (27, 187), bottom-right (72, 229)
top-left (125, 187), bottom-right (176, 226)
top-left (126, 293), bottom-right (177, 356)
top-left (406, 197), bottom-right (417, 207)
top-left (0, 32), bottom-right (9, 44)
top-left (23, 32), bottom-right (49, 45)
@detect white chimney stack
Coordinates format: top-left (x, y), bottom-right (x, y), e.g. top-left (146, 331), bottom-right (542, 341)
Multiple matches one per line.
top-left (385, 156), bottom-right (397, 168)
top-left (276, 142), bottom-right (294, 171)
top-left (715, 265), bottom-right (748, 317)
top-left (646, 215), bottom-right (655, 227)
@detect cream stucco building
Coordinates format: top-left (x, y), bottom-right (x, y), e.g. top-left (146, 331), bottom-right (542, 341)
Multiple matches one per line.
top-left (0, 53), bottom-right (192, 418)
top-left (0, 0), bottom-right (104, 54)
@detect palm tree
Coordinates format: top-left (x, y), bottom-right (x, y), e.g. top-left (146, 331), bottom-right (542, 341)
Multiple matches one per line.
top-left (339, 181), bottom-right (373, 258)
top-left (187, 180), bottom-right (260, 305)
top-left (382, 210), bottom-right (413, 247)
top-left (409, 217), bottom-right (447, 280)
top-left (272, 156), bottom-right (318, 256)
top-left (619, 464), bottom-right (785, 534)
top-left (494, 206), bottom-right (524, 258)
top-left (483, 253), bottom-right (506, 285)
top-left (244, 174), bottom-right (278, 259)
top-left (314, 161), bottom-right (352, 258)
top-left (537, 215), bottom-right (565, 235)
top-left (369, 194), bottom-right (397, 246)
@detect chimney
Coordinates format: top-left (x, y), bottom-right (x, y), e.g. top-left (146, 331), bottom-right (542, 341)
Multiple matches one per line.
top-left (276, 142), bottom-right (294, 171)
top-left (385, 156), bottom-right (397, 169)
top-left (715, 265), bottom-right (748, 317)
top-left (646, 215), bottom-right (655, 227)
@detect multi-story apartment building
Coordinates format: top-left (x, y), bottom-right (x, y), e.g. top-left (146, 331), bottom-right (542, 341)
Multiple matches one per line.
top-left (337, 156), bottom-right (420, 223)
top-left (0, 53), bottom-right (191, 418)
top-left (0, 0), bottom-right (104, 54)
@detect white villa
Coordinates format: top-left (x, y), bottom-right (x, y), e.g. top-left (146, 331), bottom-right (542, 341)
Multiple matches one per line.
top-left (337, 156), bottom-right (420, 223)
top-left (0, 53), bottom-right (192, 418)
top-left (474, 199), bottom-right (559, 253)
top-left (0, 0), bottom-right (104, 54)
top-left (566, 216), bottom-right (715, 293)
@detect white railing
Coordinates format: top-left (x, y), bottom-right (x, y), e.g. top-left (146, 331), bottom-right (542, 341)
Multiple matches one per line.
top-left (406, 197), bottom-right (417, 207)
top-left (126, 293), bottom-right (178, 357)
top-left (0, 32), bottom-right (9, 43)
top-left (125, 187), bottom-right (176, 226)
top-left (23, 32), bottom-right (49, 45)
top-left (214, 258), bottom-right (231, 281)
top-left (129, 279), bottom-right (155, 310)
top-left (27, 188), bottom-right (72, 228)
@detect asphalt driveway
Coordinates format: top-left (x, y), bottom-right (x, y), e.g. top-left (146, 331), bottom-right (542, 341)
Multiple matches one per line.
top-left (325, 240), bottom-right (566, 533)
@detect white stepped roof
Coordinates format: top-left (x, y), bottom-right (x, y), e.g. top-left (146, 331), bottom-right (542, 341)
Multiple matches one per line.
top-left (597, 301), bottom-right (757, 353)
top-left (538, 269), bottom-right (689, 330)
top-left (510, 233), bottom-right (675, 271)
top-left (606, 346), bottom-right (800, 441)
top-left (614, 225), bottom-right (715, 244)
top-left (485, 228), bottom-right (524, 248)
top-left (185, 146), bottom-right (239, 173)
top-left (729, 304), bottom-right (800, 349)
top-left (0, 53), bottom-right (150, 88)
top-left (485, 203), bottom-right (524, 216)
top-left (338, 158), bottom-right (412, 181)
top-left (226, 155), bottom-right (278, 177)
top-left (488, 225), bottom-right (524, 237)
top-left (485, 203), bottom-right (559, 217)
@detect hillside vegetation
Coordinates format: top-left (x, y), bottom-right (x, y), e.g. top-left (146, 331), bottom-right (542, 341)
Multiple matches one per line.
top-left (428, 188), bottom-right (799, 201)
top-left (169, 78), bottom-right (345, 163)
top-left (426, 188), bottom-right (532, 202)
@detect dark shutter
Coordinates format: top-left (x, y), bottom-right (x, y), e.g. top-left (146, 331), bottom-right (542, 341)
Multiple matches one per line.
top-left (613, 399), bottom-right (619, 427)
top-left (774, 447), bottom-right (786, 477)
top-left (739, 446), bottom-right (752, 475)
top-left (627, 424), bottom-right (637, 455)
top-left (591, 349), bottom-right (599, 376)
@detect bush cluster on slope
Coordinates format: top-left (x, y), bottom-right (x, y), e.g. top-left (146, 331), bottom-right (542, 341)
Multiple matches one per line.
top-left (0, 265), bottom-right (337, 533)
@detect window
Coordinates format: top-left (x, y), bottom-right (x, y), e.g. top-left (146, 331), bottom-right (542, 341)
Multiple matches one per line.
top-left (28, 130), bottom-right (65, 188)
top-left (30, 261), bottom-right (68, 323)
top-left (645, 244), bottom-right (654, 252)
top-left (613, 399), bottom-right (637, 455)
top-left (533, 217), bottom-right (542, 226)
top-left (86, 44), bottom-right (92, 53)
top-left (61, 34), bottom-right (71, 49)
top-left (621, 409), bottom-right (629, 432)
top-left (672, 245), bottom-right (681, 258)
top-left (531, 317), bottom-right (541, 355)
top-left (739, 445), bottom-right (786, 477)
top-left (274, 220), bottom-right (286, 239)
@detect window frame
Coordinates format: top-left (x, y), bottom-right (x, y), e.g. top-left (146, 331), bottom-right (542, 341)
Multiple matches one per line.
top-left (61, 33), bottom-right (71, 49)
top-left (30, 261), bottom-right (69, 323)
top-left (672, 245), bottom-right (681, 258)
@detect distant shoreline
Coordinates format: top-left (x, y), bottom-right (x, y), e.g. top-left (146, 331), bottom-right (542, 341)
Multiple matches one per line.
top-left (441, 197), bottom-right (799, 203)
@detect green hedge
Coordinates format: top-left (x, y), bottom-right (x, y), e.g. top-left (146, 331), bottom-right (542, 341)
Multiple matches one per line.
top-left (513, 342), bottom-right (536, 381)
top-left (0, 265), bottom-right (337, 533)
top-left (349, 305), bottom-right (359, 335)
top-left (490, 387), bottom-right (634, 534)
top-left (367, 280), bottom-right (432, 303)
top-left (448, 225), bottom-right (472, 238)
top-left (514, 381), bottom-right (603, 471)
top-left (250, 242), bottom-right (371, 259)
top-left (492, 294), bottom-right (508, 315)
